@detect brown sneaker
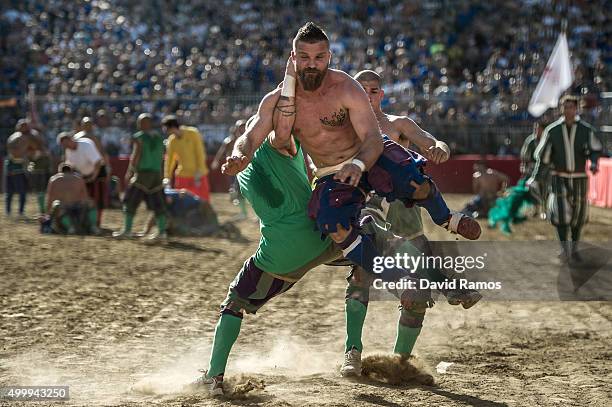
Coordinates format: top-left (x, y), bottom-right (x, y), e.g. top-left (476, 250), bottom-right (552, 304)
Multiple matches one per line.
top-left (445, 212), bottom-right (481, 240)
top-left (447, 289), bottom-right (483, 309)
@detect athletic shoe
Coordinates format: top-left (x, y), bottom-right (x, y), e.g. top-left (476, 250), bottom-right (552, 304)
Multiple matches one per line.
top-left (186, 370), bottom-right (224, 396)
top-left (134, 230), bottom-right (148, 238)
top-left (112, 230), bottom-right (134, 239)
top-left (340, 347), bottom-right (362, 377)
top-left (445, 212), bottom-right (481, 240)
top-left (143, 231), bottom-right (167, 244)
top-left (447, 289), bottom-right (483, 309)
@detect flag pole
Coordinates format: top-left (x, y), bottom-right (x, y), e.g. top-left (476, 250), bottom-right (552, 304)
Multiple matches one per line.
top-left (561, 18), bottom-right (567, 34)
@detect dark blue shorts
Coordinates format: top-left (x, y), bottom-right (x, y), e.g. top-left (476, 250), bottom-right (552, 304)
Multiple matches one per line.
top-left (308, 138), bottom-right (428, 235)
top-left (364, 137), bottom-right (427, 204)
top-left (308, 175), bottom-right (367, 235)
top-left (5, 173), bottom-right (28, 195)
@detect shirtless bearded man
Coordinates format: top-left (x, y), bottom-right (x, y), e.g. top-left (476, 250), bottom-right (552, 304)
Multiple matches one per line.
top-left (223, 22), bottom-right (481, 287)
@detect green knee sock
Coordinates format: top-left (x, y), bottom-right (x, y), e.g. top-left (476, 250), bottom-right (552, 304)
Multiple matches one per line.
top-left (124, 212), bottom-right (134, 232)
top-left (208, 313), bottom-right (242, 377)
top-left (87, 209), bottom-right (98, 228)
top-left (156, 214), bottom-right (166, 233)
top-left (345, 298), bottom-right (367, 352)
top-left (394, 324), bottom-right (422, 355)
top-left (60, 215), bottom-right (73, 232)
top-left (37, 193), bottom-right (45, 213)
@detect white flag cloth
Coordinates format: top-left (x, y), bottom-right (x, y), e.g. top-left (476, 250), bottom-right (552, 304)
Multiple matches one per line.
top-left (528, 32), bottom-right (574, 117)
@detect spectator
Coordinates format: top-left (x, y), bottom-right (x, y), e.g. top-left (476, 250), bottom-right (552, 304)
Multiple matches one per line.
top-left (0, 1), bottom-right (608, 152)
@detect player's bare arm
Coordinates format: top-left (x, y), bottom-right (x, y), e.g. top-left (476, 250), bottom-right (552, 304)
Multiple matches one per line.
top-left (46, 177), bottom-right (56, 213)
top-left (222, 89), bottom-right (280, 176)
top-left (126, 139), bottom-right (142, 183)
top-left (393, 116), bottom-right (449, 164)
top-left (334, 78), bottom-right (384, 186)
top-left (211, 137), bottom-right (233, 170)
top-left (271, 56), bottom-right (297, 151)
top-left (472, 172), bottom-right (482, 195)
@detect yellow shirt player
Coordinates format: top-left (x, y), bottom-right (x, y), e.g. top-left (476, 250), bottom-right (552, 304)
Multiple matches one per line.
top-left (161, 115), bottom-right (211, 201)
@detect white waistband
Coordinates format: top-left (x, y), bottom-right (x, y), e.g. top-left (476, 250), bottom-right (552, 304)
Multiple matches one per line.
top-left (314, 157), bottom-right (354, 178)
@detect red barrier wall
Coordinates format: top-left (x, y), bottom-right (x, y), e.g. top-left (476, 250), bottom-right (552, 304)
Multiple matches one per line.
top-left (5, 155), bottom-right (610, 208)
top-left (424, 155), bottom-right (522, 193)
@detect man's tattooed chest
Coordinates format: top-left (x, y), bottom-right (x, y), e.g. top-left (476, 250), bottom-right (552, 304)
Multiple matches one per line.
top-left (319, 108), bottom-right (347, 127)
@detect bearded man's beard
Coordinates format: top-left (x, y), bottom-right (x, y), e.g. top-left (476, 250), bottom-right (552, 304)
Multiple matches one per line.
top-left (298, 66), bottom-right (328, 91)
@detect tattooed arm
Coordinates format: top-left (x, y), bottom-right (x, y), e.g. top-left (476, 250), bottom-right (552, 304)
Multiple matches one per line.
top-left (271, 57), bottom-right (297, 153)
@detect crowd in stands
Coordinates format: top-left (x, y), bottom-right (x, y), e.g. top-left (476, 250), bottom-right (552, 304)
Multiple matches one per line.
top-left (0, 0), bottom-right (609, 153)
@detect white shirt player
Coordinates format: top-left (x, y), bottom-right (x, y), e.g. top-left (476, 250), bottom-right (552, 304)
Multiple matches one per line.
top-left (64, 138), bottom-right (102, 177)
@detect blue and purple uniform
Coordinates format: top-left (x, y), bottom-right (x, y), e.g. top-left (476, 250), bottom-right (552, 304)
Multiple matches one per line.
top-left (308, 137), bottom-right (449, 236)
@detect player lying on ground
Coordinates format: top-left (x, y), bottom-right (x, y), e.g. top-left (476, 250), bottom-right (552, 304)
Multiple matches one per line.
top-left (139, 188), bottom-right (219, 237)
top-left (337, 70), bottom-right (482, 377)
top-left (222, 23), bottom-right (481, 293)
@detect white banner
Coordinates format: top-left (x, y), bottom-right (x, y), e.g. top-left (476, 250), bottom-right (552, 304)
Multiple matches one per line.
top-left (528, 32), bottom-right (574, 117)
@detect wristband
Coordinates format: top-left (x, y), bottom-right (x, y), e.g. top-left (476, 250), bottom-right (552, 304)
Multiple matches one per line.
top-left (435, 140), bottom-right (449, 152)
top-left (351, 158), bottom-right (366, 172)
top-left (281, 75), bottom-right (296, 97)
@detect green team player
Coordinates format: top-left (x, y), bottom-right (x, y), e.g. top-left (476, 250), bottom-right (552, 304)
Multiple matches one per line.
top-left (189, 90), bottom-right (436, 393)
top-left (113, 113), bottom-right (167, 241)
top-left (188, 116), bottom-right (341, 395)
top-left (338, 70), bottom-right (482, 376)
top-left (190, 110), bottom-right (473, 396)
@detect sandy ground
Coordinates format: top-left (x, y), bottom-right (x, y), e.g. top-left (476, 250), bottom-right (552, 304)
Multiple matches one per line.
top-left (1, 193), bottom-right (611, 407)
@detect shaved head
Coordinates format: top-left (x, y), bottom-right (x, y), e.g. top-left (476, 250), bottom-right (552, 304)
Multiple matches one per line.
top-left (354, 70), bottom-right (382, 85)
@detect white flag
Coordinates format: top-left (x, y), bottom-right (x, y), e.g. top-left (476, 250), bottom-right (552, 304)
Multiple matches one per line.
top-left (528, 32), bottom-right (574, 117)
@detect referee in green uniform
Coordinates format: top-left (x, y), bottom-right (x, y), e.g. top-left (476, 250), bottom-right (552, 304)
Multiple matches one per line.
top-left (528, 95), bottom-right (603, 262)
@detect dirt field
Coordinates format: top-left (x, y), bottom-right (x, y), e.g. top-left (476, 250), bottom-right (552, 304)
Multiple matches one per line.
top-left (1, 194), bottom-right (611, 407)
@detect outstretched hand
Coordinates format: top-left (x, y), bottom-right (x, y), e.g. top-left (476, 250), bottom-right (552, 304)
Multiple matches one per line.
top-left (334, 163), bottom-right (362, 187)
top-left (222, 155), bottom-right (249, 176)
top-left (424, 143), bottom-right (449, 164)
